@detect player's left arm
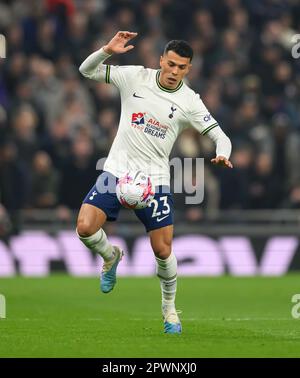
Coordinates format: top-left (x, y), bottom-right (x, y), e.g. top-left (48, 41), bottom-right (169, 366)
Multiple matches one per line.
top-left (188, 94), bottom-right (233, 169)
top-left (206, 127), bottom-right (233, 168)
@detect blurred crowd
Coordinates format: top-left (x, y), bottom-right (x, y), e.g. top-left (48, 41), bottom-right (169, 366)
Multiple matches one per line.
top-left (1, 0), bottom-right (300, 234)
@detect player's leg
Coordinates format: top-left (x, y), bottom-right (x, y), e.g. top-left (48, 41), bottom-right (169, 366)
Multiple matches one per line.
top-left (134, 189), bottom-right (181, 333)
top-left (76, 172), bottom-right (123, 293)
top-left (149, 225), bottom-right (181, 334)
top-left (76, 203), bottom-right (114, 260)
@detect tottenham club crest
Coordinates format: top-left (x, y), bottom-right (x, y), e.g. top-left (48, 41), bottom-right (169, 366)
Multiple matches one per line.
top-left (169, 105), bottom-right (177, 119)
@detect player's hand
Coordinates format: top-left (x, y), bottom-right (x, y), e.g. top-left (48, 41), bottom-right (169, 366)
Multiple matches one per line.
top-left (103, 31), bottom-right (138, 55)
top-left (211, 156), bottom-right (233, 168)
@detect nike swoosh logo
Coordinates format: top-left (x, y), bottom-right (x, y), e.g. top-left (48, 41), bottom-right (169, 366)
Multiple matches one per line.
top-left (156, 215), bottom-right (169, 222)
top-left (133, 93), bottom-right (144, 99)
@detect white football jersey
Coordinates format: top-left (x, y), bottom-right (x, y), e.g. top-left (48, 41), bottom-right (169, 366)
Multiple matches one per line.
top-left (79, 49), bottom-right (231, 186)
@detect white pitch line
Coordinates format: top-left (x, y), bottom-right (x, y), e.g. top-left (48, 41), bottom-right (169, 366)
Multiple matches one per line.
top-left (128, 318), bottom-right (294, 321)
top-left (4, 317), bottom-right (296, 322)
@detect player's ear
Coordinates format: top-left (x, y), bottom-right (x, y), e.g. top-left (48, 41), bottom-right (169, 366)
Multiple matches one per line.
top-left (159, 55), bottom-right (164, 68)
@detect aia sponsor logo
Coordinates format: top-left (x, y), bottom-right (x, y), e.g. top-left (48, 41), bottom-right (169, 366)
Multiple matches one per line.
top-left (131, 112), bottom-right (145, 126)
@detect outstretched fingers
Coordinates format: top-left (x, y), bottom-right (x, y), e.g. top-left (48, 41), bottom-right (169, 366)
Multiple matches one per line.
top-left (124, 45), bottom-right (135, 51)
top-left (118, 31), bottom-right (138, 40)
top-left (211, 156), bottom-right (233, 168)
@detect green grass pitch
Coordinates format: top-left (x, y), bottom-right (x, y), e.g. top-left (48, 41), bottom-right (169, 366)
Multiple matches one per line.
top-left (1, 275), bottom-right (300, 357)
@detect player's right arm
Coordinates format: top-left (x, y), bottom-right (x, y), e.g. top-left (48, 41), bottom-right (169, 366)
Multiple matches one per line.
top-left (79, 31), bottom-right (138, 82)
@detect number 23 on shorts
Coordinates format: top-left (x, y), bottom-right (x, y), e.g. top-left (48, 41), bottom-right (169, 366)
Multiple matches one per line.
top-left (150, 195), bottom-right (171, 222)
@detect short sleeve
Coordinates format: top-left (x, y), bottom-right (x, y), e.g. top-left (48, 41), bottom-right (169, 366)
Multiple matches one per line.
top-left (105, 65), bottom-right (145, 90)
top-left (187, 93), bottom-right (219, 135)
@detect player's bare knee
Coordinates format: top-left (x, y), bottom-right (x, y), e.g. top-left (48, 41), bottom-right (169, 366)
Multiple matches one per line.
top-left (152, 241), bottom-right (172, 259)
top-left (76, 219), bottom-right (95, 237)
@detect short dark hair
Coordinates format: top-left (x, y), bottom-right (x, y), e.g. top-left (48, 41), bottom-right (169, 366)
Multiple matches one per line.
top-left (164, 40), bottom-right (193, 62)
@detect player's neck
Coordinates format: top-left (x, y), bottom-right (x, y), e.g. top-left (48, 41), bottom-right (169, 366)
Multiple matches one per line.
top-left (156, 71), bottom-right (183, 92)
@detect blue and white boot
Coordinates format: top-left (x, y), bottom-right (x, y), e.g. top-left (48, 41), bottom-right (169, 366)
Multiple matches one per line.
top-left (100, 246), bottom-right (124, 293)
top-left (163, 307), bottom-right (182, 334)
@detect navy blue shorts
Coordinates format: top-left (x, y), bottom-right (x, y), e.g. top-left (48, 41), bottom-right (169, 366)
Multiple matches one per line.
top-left (83, 171), bottom-right (173, 232)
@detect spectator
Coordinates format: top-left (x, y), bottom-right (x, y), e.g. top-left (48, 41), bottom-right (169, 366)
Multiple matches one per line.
top-left (59, 136), bottom-right (97, 209)
top-left (29, 151), bottom-right (60, 208)
top-left (248, 152), bottom-right (282, 209)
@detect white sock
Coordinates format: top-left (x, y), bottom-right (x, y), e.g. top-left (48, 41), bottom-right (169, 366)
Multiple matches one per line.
top-left (77, 228), bottom-right (114, 262)
top-left (155, 252), bottom-right (177, 312)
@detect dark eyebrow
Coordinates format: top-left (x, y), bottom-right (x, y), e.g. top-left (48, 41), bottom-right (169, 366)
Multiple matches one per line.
top-left (167, 60), bottom-right (187, 68)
